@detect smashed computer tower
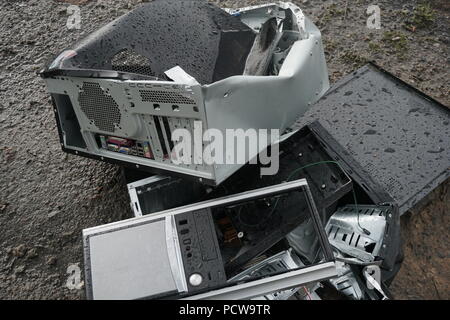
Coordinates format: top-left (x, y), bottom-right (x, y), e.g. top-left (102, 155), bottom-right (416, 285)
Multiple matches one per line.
top-left (40, 1), bottom-right (329, 185)
top-left (83, 180), bottom-right (338, 300)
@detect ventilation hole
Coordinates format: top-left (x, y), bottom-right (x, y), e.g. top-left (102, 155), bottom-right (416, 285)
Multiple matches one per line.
top-left (333, 227), bottom-right (339, 239)
top-left (365, 243), bottom-right (376, 254)
top-left (139, 90), bottom-right (196, 104)
top-left (355, 234), bottom-right (361, 247)
top-left (153, 116), bottom-right (168, 156)
top-left (111, 49), bottom-right (155, 77)
top-left (162, 117), bottom-right (174, 151)
top-left (78, 82), bottom-right (121, 132)
top-left (328, 227), bottom-right (334, 236)
top-left (153, 103), bottom-right (161, 110)
top-left (193, 106), bottom-right (199, 112)
top-left (340, 285), bottom-right (352, 290)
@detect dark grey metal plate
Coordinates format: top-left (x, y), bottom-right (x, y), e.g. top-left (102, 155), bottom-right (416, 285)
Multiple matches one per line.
top-left (293, 63), bottom-right (450, 214)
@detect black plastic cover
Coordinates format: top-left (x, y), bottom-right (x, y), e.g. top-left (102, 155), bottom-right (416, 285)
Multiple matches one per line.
top-left (295, 63), bottom-right (450, 215)
top-left (175, 209), bottom-right (227, 295)
top-left (42, 0), bottom-right (256, 84)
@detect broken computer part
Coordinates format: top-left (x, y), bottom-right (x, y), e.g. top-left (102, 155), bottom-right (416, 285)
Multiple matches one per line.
top-left (83, 179), bottom-right (337, 300)
top-left (229, 249), bottom-right (318, 300)
top-left (124, 120), bottom-right (402, 284)
top-left (295, 63), bottom-right (450, 215)
top-left (203, 121), bottom-right (402, 288)
top-left (40, 1), bottom-right (329, 185)
top-left (202, 123), bottom-right (353, 265)
top-left (304, 121), bottom-right (403, 275)
top-left (127, 175), bottom-right (207, 217)
top-left (126, 122), bottom-right (353, 221)
top-left (324, 253), bottom-right (392, 301)
top-left (124, 167), bottom-right (336, 277)
top-left (363, 265), bottom-right (389, 300)
top-left (324, 205), bottom-right (396, 300)
top-left (328, 259), bottom-right (365, 300)
top-left (326, 205), bottom-right (392, 263)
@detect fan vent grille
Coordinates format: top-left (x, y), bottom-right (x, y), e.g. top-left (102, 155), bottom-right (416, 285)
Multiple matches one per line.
top-left (78, 82), bottom-right (121, 133)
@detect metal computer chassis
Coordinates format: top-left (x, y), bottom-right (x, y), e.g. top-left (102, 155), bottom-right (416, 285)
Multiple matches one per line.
top-left (83, 179), bottom-right (337, 300)
top-left (41, 2), bottom-right (329, 185)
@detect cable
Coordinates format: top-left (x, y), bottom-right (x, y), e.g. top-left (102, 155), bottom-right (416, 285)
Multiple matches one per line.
top-left (286, 160), bottom-right (340, 182)
top-left (303, 286), bottom-right (312, 300)
top-left (351, 187), bottom-right (371, 235)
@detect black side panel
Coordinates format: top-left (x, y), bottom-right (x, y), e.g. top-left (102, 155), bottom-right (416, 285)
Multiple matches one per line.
top-left (43, 0), bottom-right (255, 84)
top-left (122, 167), bottom-right (154, 184)
top-left (294, 63), bottom-right (450, 215)
top-left (52, 93), bottom-right (86, 149)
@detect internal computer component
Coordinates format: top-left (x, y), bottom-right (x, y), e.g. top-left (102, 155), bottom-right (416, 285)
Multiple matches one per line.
top-left (229, 249), bottom-right (309, 300)
top-left (96, 135), bottom-right (154, 159)
top-left (326, 205), bottom-right (393, 263)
